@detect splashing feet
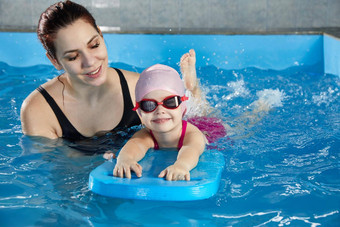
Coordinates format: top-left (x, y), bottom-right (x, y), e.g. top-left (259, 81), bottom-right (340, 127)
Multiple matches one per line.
top-left (180, 49), bottom-right (213, 116)
top-left (180, 49), bottom-right (201, 98)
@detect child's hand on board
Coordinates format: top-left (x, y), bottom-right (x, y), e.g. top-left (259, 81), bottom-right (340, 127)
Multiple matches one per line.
top-left (158, 163), bottom-right (190, 181)
top-left (113, 158), bottom-right (142, 179)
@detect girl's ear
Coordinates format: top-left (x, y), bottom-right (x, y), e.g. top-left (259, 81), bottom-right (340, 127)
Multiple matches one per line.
top-left (46, 52), bottom-right (62, 70)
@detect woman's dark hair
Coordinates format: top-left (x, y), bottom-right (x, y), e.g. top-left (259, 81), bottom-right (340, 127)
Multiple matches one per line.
top-left (37, 0), bottom-right (100, 60)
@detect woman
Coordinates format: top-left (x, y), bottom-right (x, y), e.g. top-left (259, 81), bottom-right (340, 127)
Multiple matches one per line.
top-left (20, 1), bottom-right (190, 141)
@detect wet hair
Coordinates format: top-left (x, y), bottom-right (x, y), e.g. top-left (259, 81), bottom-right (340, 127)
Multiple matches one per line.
top-left (37, 0), bottom-right (100, 60)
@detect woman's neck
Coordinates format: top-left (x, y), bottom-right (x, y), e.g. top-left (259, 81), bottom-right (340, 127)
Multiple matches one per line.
top-left (63, 69), bottom-right (116, 103)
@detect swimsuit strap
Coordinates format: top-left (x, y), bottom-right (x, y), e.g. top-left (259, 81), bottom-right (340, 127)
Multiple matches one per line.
top-left (37, 86), bottom-right (86, 140)
top-left (177, 120), bottom-right (187, 150)
top-left (114, 68), bottom-right (141, 128)
top-left (149, 120), bottom-right (187, 150)
top-left (149, 130), bottom-right (160, 150)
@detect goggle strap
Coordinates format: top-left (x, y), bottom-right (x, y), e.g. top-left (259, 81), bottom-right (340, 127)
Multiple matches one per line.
top-left (181, 96), bottom-right (189, 102)
top-left (132, 102), bottom-right (139, 111)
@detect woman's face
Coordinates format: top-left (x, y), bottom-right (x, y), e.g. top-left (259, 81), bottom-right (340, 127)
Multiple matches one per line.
top-left (53, 19), bottom-right (108, 87)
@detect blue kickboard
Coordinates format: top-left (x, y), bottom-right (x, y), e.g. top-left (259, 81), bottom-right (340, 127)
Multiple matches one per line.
top-left (89, 149), bottom-right (225, 201)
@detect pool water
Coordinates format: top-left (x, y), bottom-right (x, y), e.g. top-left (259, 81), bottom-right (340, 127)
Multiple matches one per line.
top-left (0, 59), bottom-right (339, 226)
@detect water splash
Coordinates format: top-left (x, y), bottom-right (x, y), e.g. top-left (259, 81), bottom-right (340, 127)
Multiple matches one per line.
top-left (251, 88), bottom-right (285, 111)
top-left (312, 87), bottom-right (339, 106)
top-left (223, 79), bottom-right (250, 101)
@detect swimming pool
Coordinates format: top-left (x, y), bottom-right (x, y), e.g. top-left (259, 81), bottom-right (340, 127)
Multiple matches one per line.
top-left (0, 32), bottom-right (339, 226)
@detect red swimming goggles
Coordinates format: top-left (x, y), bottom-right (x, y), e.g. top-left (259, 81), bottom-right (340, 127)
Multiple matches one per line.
top-left (133, 95), bottom-right (188, 113)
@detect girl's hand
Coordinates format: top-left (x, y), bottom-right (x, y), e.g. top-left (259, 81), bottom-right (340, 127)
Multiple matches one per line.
top-left (158, 163), bottom-right (190, 181)
top-left (113, 159), bottom-right (142, 179)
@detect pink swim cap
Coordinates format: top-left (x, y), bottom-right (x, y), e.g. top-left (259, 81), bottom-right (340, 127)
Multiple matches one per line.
top-left (135, 64), bottom-right (187, 114)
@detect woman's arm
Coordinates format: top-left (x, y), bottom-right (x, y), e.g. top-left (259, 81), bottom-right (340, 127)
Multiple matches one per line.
top-left (158, 123), bottom-right (206, 181)
top-left (113, 128), bottom-right (154, 178)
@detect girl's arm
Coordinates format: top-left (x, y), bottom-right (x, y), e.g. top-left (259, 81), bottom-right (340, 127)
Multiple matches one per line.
top-left (113, 128), bottom-right (153, 178)
top-left (158, 123), bottom-right (206, 181)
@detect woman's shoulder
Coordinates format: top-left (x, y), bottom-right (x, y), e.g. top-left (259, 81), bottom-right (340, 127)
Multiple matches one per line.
top-left (114, 68), bottom-right (139, 82)
top-left (21, 77), bottom-right (61, 107)
top-left (110, 68), bottom-right (140, 101)
top-left (20, 79), bottom-right (62, 138)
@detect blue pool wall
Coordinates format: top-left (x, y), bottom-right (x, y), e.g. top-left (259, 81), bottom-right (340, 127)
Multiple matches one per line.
top-left (324, 35), bottom-right (340, 76)
top-left (0, 32), bottom-right (339, 77)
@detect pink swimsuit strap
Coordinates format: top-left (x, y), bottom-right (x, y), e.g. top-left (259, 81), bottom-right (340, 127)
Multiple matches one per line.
top-left (149, 130), bottom-right (159, 150)
top-left (149, 120), bottom-right (187, 150)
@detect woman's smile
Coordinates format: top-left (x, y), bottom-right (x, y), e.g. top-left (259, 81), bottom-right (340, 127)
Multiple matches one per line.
top-left (85, 65), bottom-right (102, 79)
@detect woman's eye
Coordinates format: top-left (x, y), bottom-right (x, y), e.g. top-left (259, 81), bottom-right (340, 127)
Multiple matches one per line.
top-left (67, 54), bottom-right (78, 61)
top-left (91, 42), bottom-right (100, 49)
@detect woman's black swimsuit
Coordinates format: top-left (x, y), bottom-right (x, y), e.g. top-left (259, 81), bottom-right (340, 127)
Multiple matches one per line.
top-left (37, 68), bottom-right (141, 141)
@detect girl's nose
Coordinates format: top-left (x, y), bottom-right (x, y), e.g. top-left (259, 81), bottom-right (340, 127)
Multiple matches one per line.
top-left (154, 104), bottom-right (166, 114)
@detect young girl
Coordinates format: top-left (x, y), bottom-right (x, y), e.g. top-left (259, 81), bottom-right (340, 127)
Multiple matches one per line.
top-left (112, 49), bottom-right (280, 181)
top-left (113, 64), bottom-right (207, 181)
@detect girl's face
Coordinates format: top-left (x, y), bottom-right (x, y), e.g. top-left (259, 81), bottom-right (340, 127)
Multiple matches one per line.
top-left (140, 90), bottom-right (183, 134)
top-left (53, 19), bottom-right (108, 87)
